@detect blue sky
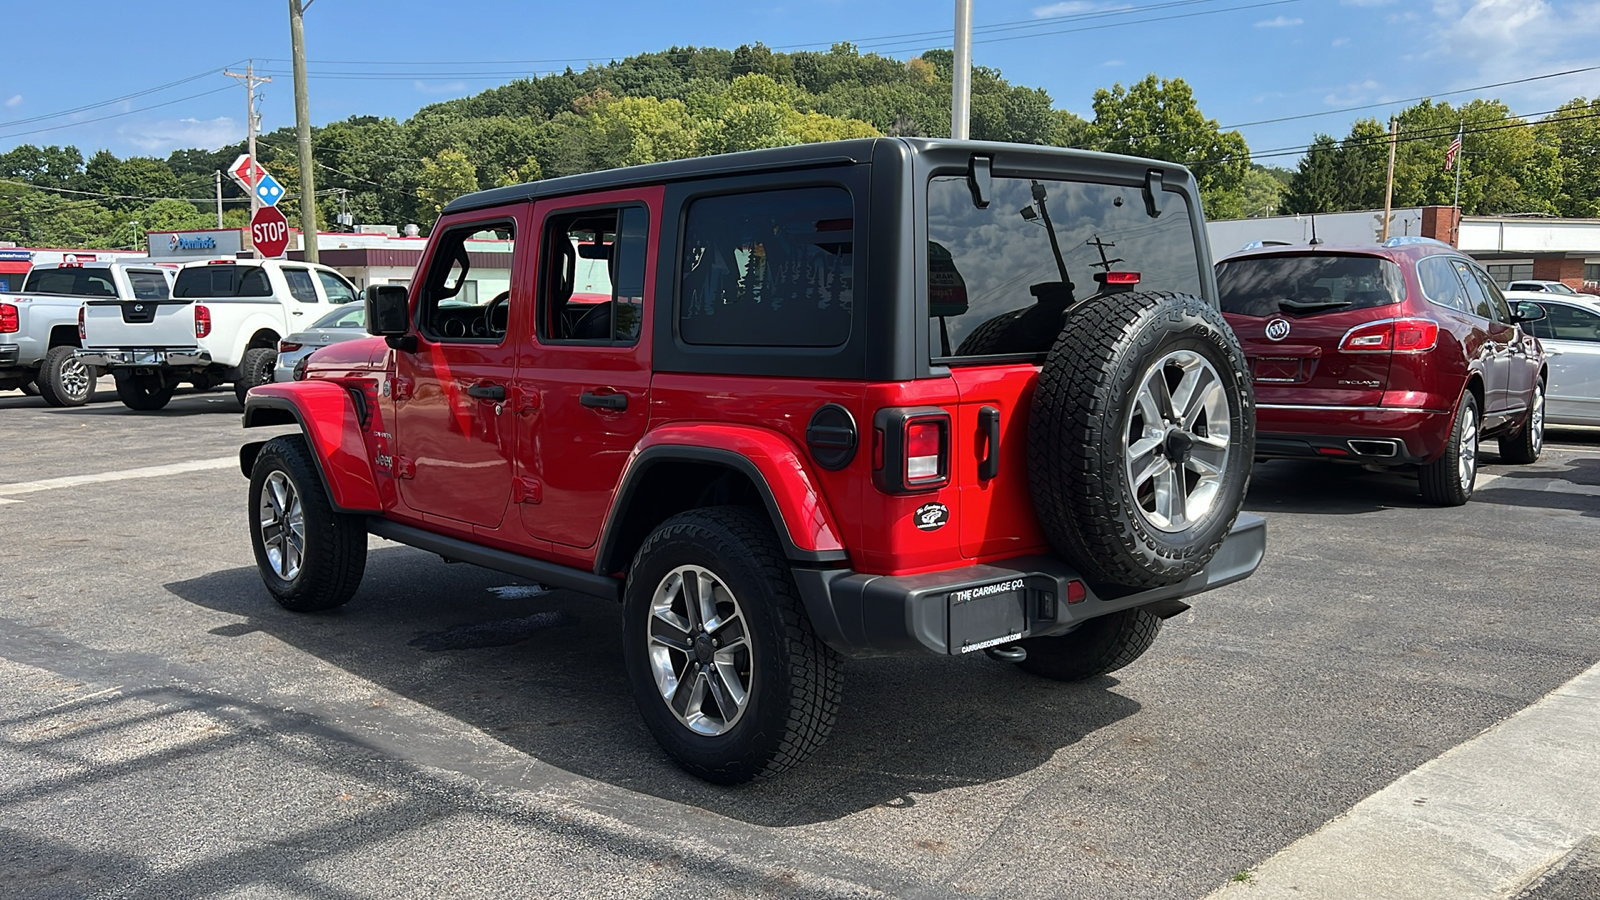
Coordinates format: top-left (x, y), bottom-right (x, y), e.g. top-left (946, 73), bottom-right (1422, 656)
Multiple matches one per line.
top-left (2, 0), bottom-right (1598, 169)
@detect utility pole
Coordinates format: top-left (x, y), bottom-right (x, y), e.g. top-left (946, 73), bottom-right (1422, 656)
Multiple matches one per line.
top-left (214, 170), bottom-right (223, 227)
top-left (1380, 116), bottom-right (1398, 242)
top-left (951, 0), bottom-right (972, 140)
top-left (224, 61), bottom-right (271, 256)
top-left (289, 0), bottom-right (318, 262)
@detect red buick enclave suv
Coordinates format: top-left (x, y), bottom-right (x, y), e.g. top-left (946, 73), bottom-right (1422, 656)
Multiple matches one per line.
top-left (1218, 237), bottom-right (1547, 505)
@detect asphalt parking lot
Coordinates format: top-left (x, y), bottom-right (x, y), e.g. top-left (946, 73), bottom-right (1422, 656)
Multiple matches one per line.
top-left (3, 385), bottom-right (1599, 899)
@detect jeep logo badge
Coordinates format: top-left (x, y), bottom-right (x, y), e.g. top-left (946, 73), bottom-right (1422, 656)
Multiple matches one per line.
top-left (1264, 317), bottom-right (1291, 341)
top-left (914, 502), bottom-right (949, 532)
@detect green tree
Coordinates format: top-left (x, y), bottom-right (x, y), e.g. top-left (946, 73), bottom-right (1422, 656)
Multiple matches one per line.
top-left (1283, 135), bottom-right (1343, 214)
top-left (1085, 75), bottom-right (1250, 216)
top-left (416, 148), bottom-right (480, 217)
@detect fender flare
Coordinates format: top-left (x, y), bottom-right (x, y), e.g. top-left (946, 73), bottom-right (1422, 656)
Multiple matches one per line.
top-left (241, 382), bottom-right (383, 513)
top-left (595, 424), bottom-right (849, 573)
top-left (227, 311), bottom-right (286, 366)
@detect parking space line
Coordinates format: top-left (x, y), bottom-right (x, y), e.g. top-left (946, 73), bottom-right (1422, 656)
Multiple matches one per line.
top-left (0, 457), bottom-right (237, 499)
top-left (1206, 660), bottom-right (1600, 899)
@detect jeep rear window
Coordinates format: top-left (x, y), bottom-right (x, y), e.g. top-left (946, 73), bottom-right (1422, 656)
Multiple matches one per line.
top-left (928, 176), bottom-right (1203, 360)
top-left (174, 265), bottom-right (271, 298)
top-left (679, 186), bottom-right (853, 348)
top-left (21, 267), bottom-right (117, 297)
top-left (1217, 254), bottom-right (1405, 318)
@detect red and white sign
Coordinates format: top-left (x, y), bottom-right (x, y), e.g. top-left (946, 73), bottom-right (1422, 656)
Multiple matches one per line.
top-left (229, 153), bottom-right (268, 191)
top-left (250, 206), bottom-right (290, 259)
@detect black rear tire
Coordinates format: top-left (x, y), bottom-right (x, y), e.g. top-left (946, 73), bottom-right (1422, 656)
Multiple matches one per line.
top-left (114, 371), bottom-right (176, 411)
top-left (1497, 381), bottom-right (1544, 465)
top-left (1016, 608), bottom-right (1163, 681)
top-left (37, 346), bottom-right (93, 407)
top-left (1419, 391), bottom-right (1479, 506)
top-left (236, 347), bottom-right (277, 404)
top-left (249, 435), bottom-right (367, 612)
top-left (622, 506), bottom-right (842, 784)
top-left (1028, 290), bottom-right (1254, 588)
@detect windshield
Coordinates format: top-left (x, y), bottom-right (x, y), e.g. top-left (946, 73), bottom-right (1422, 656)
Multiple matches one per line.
top-left (21, 267), bottom-right (117, 297)
top-left (927, 175), bottom-right (1203, 360)
top-left (313, 302), bottom-right (365, 329)
top-left (1217, 254), bottom-right (1406, 317)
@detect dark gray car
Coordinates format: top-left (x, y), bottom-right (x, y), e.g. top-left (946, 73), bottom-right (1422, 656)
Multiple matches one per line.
top-left (272, 302), bottom-right (366, 382)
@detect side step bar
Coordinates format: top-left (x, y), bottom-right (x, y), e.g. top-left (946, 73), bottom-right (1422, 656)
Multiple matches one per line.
top-left (366, 518), bottom-right (623, 602)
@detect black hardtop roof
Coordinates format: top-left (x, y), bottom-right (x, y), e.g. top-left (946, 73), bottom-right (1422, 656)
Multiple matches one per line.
top-left (442, 137), bottom-right (1194, 215)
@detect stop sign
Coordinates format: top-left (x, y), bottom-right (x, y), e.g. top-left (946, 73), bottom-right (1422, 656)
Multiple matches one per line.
top-left (250, 206), bottom-right (290, 258)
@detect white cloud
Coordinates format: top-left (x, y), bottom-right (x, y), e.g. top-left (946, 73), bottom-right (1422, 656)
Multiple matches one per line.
top-left (1323, 79), bottom-right (1384, 106)
top-left (4, 95), bottom-right (20, 109)
top-left (413, 80), bottom-right (468, 95)
top-left (119, 117), bottom-right (238, 154)
top-left (1426, 0), bottom-right (1600, 105)
top-left (1102, 59), bottom-right (1124, 67)
top-left (1255, 15), bottom-right (1304, 27)
top-left (1331, 37), bottom-right (1351, 46)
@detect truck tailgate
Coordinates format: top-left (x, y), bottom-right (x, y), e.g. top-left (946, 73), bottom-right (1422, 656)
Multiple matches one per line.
top-left (82, 298), bottom-right (195, 348)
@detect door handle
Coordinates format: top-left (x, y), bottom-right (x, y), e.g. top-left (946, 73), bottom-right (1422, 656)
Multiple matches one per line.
top-left (466, 383), bottom-right (506, 401)
top-left (292, 311), bottom-right (305, 316)
top-left (580, 391), bottom-right (627, 410)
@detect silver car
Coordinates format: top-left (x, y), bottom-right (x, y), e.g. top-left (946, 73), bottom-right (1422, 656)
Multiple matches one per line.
top-left (272, 302), bottom-right (367, 382)
top-left (1508, 291), bottom-right (1600, 426)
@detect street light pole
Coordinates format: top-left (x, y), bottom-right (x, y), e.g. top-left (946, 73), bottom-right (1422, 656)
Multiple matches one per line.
top-left (951, 0), bottom-right (972, 140)
top-left (290, 0), bottom-right (319, 263)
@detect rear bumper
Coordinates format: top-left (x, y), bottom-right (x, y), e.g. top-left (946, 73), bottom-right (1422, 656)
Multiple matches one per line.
top-left (76, 348), bottom-right (213, 369)
top-left (1255, 403), bottom-right (1454, 464)
top-left (0, 345), bottom-right (18, 367)
top-left (793, 513), bottom-right (1266, 658)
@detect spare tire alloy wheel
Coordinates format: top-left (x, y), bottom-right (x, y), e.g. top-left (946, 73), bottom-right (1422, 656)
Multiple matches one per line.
top-left (1028, 290), bottom-right (1254, 589)
top-left (38, 346), bottom-right (93, 407)
top-left (647, 565), bottom-right (752, 736)
top-left (1124, 349), bottom-right (1231, 533)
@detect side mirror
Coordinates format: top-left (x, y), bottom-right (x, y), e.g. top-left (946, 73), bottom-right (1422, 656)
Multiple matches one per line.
top-left (365, 283), bottom-right (411, 344)
top-left (1512, 301), bottom-right (1547, 324)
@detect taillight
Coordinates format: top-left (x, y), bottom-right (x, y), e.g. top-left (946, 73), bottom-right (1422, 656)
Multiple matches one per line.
top-left (195, 304), bottom-right (211, 338)
top-left (0, 302), bottom-right (17, 334)
top-left (77, 305), bottom-right (85, 340)
top-left (873, 408), bottom-right (951, 493)
top-left (1102, 272), bottom-right (1141, 285)
top-left (278, 340), bottom-right (303, 353)
top-left (1339, 318), bottom-right (1439, 353)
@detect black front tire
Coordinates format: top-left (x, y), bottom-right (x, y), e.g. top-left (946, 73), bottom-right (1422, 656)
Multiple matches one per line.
top-left (1497, 381), bottom-right (1544, 465)
top-left (114, 371), bottom-right (176, 411)
top-left (621, 506), bottom-right (842, 784)
top-left (1016, 608), bottom-right (1163, 681)
top-left (248, 435), bottom-right (367, 612)
top-left (1419, 391), bottom-right (1479, 506)
top-left (236, 347), bottom-right (277, 404)
top-left (37, 346), bottom-right (93, 407)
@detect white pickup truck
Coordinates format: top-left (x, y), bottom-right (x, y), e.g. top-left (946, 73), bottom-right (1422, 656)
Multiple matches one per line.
top-left (78, 258), bottom-right (360, 410)
top-left (1, 261), bottom-right (177, 406)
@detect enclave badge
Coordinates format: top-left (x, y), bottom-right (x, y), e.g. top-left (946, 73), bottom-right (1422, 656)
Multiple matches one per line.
top-left (914, 501), bottom-right (949, 532)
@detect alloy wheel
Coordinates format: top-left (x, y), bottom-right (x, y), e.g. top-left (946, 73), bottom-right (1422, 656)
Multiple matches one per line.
top-left (1459, 404), bottom-right (1479, 490)
top-left (1123, 349), bottom-right (1232, 533)
top-left (58, 357), bottom-right (91, 401)
top-left (646, 564), bottom-right (753, 736)
top-left (259, 471), bottom-right (305, 581)
top-left (1530, 385), bottom-right (1545, 456)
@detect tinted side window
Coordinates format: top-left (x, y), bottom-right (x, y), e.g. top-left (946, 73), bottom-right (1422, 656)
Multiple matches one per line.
top-left (1449, 259), bottom-right (1493, 319)
top-left (1538, 304), bottom-right (1600, 342)
top-left (1418, 257), bottom-right (1470, 313)
top-left (281, 268), bottom-right (320, 304)
top-left (539, 206), bottom-right (648, 345)
top-left (127, 271), bottom-right (171, 300)
top-left (315, 270), bottom-right (358, 305)
top-left (418, 222), bottom-right (515, 343)
top-left (679, 187), bottom-right (853, 348)
top-left (1470, 266), bottom-right (1513, 322)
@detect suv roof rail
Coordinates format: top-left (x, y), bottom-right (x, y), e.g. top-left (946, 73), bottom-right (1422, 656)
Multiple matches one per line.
top-left (1381, 236), bottom-right (1452, 248)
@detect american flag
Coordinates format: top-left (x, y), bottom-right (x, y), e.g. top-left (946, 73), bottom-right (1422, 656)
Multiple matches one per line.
top-left (1445, 128), bottom-right (1463, 171)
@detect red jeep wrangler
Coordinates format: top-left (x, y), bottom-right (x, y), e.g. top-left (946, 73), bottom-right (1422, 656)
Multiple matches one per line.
top-left (241, 138), bottom-right (1265, 783)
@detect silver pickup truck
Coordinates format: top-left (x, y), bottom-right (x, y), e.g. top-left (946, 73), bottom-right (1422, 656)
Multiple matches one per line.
top-left (0, 261), bottom-right (177, 406)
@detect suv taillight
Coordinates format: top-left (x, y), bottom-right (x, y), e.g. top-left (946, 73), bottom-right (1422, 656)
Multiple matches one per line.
top-left (195, 304), bottom-right (211, 338)
top-left (873, 408), bottom-right (951, 493)
top-left (0, 303), bottom-right (17, 334)
top-left (77, 305), bottom-right (85, 340)
top-left (1339, 318), bottom-right (1439, 353)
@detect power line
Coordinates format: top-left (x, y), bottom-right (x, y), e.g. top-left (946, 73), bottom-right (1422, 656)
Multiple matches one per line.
top-left (0, 86), bottom-right (237, 139)
top-left (1221, 65), bottom-right (1600, 130)
top-left (1205, 107), bottom-right (1600, 165)
top-left (0, 176), bottom-right (249, 203)
top-left (0, 63), bottom-right (243, 130)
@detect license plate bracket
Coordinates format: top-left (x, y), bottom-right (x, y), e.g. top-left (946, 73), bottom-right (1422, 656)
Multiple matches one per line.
top-left (948, 579), bottom-right (1027, 655)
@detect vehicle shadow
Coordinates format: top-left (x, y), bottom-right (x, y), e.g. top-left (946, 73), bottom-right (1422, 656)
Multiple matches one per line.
top-left (165, 547), bottom-right (1141, 827)
top-left (1474, 455), bottom-right (1600, 517)
top-left (1244, 459), bottom-right (1432, 515)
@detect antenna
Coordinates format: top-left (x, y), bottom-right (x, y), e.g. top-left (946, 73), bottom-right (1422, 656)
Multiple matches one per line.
top-left (1309, 213), bottom-right (1323, 246)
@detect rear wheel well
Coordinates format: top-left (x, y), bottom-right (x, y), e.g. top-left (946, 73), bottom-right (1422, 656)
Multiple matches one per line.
top-left (47, 325), bottom-right (81, 349)
top-left (1463, 374), bottom-right (1485, 412)
top-left (248, 329), bottom-right (280, 350)
top-left (600, 461), bottom-right (768, 576)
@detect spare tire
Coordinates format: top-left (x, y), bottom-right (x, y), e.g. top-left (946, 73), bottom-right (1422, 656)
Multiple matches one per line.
top-left (1028, 290), bottom-right (1253, 588)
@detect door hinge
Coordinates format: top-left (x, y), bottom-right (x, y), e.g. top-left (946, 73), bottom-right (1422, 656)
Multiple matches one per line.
top-left (393, 456), bottom-right (416, 479)
top-left (391, 377), bottom-right (415, 401)
top-left (512, 384), bottom-right (539, 413)
top-left (512, 477), bottom-right (542, 504)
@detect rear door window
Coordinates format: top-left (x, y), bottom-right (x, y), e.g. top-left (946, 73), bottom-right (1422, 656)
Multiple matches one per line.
top-left (1450, 259), bottom-right (1494, 319)
top-left (1418, 256), bottom-right (1471, 313)
top-left (678, 186), bottom-right (853, 348)
top-left (315, 270), bottom-right (358, 305)
top-left (927, 175), bottom-right (1202, 359)
top-left (1216, 254), bottom-right (1404, 318)
top-left (281, 267), bottom-right (321, 304)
